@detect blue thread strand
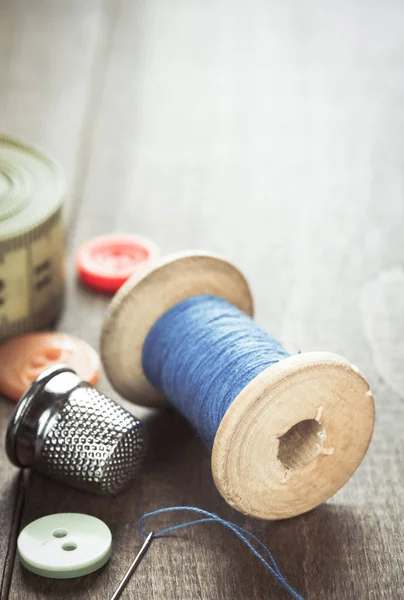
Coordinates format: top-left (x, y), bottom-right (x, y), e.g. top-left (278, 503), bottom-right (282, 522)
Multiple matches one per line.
top-left (142, 295), bottom-right (290, 447)
top-left (141, 300), bottom-right (302, 597)
top-left (138, 506), bottom-right (304, 600)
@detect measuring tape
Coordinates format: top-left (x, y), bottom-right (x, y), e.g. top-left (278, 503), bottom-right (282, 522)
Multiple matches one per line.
top-left (0, 134), bottom-right (66, 341)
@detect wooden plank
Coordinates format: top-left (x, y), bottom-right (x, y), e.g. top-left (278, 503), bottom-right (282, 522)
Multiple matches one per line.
top-left (0, 0), bottom-right (113, 596)
top-left (0, 408), bottom-right (22, 600)
top-left (5, 0), bottom-right (404, 598)
top-left (0, 0), bottom-right (114, 225)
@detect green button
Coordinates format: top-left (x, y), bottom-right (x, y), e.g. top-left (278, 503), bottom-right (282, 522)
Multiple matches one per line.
top-left (18, 513), bottom-right (112, 579)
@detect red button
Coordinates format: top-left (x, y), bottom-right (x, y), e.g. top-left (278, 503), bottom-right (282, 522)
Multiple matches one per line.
top-left (76, 233), bottom-right (159, 293)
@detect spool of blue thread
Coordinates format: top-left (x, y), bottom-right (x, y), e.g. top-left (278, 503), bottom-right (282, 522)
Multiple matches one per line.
top-left (101, 252), bottom-right (375, 520)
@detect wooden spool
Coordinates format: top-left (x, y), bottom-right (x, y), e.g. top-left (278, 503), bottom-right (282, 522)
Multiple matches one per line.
top-left (101, 252), bottom-right (375, 520)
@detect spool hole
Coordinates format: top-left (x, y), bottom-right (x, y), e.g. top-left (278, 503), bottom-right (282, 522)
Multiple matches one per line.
top-left (52, 528), bottom-right (68, 538)
top-left (62, 542), bottom-right (77, 552)
top-left (277, 419), bottom-right (325, 471)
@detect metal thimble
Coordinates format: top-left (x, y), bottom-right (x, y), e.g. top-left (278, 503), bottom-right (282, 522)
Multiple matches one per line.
top-left (6, 365), bottom-right (147, 495)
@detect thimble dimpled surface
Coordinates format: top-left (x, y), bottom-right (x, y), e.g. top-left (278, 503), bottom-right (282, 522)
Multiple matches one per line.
top-left (39, 385), bottom-right (146, 494)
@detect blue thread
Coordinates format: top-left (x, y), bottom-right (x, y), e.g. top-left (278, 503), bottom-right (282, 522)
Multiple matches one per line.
top-left (138, 506), bottom-right (304, 600)
top-left (142, 294), bottom-right (290, 447)
top-left (141, 299), bottom-right (302, 596)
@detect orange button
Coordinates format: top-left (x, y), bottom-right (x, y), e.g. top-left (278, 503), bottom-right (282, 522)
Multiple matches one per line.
top-left (0, 332), bottom-right (100, 401)
top-left (76, 233), bottom-right (159, 293)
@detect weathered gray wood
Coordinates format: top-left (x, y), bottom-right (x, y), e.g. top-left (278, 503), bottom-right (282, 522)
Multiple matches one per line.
top-left (0, 0), bottom-right (114, 597)
top-left (2, 0), bottom-right (404, 598)
top-left (0, 0), bottom-right (112, 226)
top-left (0, 404), bottom-right (22, 600)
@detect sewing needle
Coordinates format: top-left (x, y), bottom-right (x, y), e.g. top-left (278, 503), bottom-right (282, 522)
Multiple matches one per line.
top-left (110, 531), bottom-right (154, 600)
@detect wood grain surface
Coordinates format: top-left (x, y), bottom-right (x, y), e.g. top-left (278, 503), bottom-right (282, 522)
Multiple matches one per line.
top-left (1, 0), bottom-right (403, 598)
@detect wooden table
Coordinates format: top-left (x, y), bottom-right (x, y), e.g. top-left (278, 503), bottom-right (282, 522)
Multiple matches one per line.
top-left (0, 1), bottom-right (403, 598)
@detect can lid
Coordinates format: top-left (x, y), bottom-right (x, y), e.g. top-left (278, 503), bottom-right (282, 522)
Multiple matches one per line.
top-left (0, 133), bottom-right (65, 241)
top-left (18, 513), bottom-right (112, 579)
top-left (76, 233), bottom-right (159, 293)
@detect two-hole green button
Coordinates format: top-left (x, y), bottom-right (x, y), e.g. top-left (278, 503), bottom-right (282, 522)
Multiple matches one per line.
top-left (18, 513), bottom-right (112, 579)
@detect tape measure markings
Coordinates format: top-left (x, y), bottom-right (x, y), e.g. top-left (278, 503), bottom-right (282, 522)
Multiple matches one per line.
top-left (0, 134), bottom-right (66, 341)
